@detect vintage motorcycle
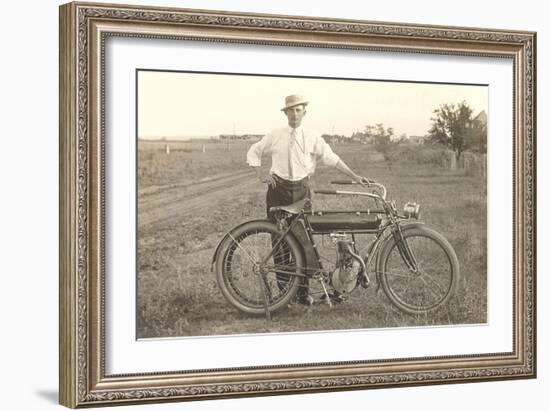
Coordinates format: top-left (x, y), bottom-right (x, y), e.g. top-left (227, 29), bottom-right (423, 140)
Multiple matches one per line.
top-left (212, 179), bottom-right (459, 317)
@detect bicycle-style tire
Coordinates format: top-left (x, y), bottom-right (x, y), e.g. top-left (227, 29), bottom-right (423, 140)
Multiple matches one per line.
top-left (378, 226), bottom-right (460, 315)
top-left (215, 220), bottom-right (303, 315)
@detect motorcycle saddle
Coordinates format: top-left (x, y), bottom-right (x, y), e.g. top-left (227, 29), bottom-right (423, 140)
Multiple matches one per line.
top-left (269, 198), bottom-right (309, 215)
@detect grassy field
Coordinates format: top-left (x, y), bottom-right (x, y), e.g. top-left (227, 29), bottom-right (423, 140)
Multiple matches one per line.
top-left (138, 140), bottom-right (255, 189)
top-left (137, 140), bottom-right (487, 338)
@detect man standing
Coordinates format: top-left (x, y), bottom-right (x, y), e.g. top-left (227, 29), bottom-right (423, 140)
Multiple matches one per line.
top-left (246, 95), bottom-right (368, 304)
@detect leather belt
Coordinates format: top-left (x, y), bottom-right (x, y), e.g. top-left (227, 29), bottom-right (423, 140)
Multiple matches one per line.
top-left (272, 174), bottom-right (308, 188)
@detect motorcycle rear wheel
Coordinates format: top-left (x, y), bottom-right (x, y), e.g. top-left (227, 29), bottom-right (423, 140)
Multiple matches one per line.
top-left (215, 220), bottom-right (303, 315)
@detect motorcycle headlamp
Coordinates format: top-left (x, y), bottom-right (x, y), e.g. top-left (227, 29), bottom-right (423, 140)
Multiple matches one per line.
top-left (403, 202), bottom-right (421, 219)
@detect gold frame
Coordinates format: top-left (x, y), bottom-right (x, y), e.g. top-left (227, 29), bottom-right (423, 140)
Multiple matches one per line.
top-left (59, 1), bottom-right (536, 408)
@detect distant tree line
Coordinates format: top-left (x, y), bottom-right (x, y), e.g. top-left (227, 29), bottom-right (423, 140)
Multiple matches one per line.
top-left (318, 101), bottom-right (487, 171)
top-left (219, 134), bottom-right (264, 140)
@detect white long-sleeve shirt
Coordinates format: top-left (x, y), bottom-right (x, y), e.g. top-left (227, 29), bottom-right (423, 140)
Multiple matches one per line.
top-left (246, 125), bottom-right (341, 181)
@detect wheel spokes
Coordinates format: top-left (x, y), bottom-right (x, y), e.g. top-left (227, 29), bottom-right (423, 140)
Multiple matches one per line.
top-left (223, 229), bottom-right (298, 308)
top-left (418, 275), bottom-right (444, 302)
top-left (420, 269), bottom-right (448, 297)
top-left (227, 231), bottom-right (259, 264)
top-left (384, 233), bottom-right (454, 311)
top-left (383, 268), bottom-right (418, 279)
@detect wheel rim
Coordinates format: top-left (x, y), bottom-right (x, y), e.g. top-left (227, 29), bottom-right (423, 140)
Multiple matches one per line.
top-left (223, 229), bottom-right (298, 309)
top-left (384, 233), bottom-right (454, 312)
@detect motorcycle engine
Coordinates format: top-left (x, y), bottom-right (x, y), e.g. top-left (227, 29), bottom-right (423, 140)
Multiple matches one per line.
top-left (331, 237), bottom-right (364, 294)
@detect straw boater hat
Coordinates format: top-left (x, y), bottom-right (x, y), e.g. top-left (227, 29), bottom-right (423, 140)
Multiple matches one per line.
top-left (281, 94), bottom-right (309, 111)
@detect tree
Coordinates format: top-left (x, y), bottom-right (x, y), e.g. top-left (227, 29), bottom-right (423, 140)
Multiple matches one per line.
top-left (371, 123), bottom-right (401, 170)
top-left (428, 102), bottom-right (474, 163)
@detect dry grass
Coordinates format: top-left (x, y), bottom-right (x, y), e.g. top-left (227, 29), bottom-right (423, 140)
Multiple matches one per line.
top-left (137, 142), bottom-right (487, 338)
top-left (138, 140), bottom-right (253, 188)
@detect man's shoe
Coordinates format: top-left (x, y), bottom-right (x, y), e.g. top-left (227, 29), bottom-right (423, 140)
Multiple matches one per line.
top-left (320, 292), bottom-right (344, 304)
top-left (296, 294), bottom-right (315, 306)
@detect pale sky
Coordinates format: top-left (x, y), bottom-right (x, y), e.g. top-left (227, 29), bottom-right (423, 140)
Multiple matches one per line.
top-left (137, 70), bottom-right (488, 139)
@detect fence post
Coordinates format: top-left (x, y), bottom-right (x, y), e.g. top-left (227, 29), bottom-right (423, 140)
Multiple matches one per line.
top-left (202, 144), bottom-right (206, 153)
top-left (450, 152), bottom-right (457, 170)
top-left (463, 154), bottom-right (469, 170)
top-left (165, 144), bottom-right (170, 155)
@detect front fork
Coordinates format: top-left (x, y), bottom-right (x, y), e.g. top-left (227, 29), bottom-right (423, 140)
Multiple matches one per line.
top-left (392, 224), bottom-right (419, 273)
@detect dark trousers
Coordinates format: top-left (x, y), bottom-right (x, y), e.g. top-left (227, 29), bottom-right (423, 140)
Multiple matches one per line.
top-left (266, 176), bottom-right (310, 298)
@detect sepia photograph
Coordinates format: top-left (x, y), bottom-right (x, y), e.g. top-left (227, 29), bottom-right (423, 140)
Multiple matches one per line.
top-left (136, 70), bottom-right (488, 339)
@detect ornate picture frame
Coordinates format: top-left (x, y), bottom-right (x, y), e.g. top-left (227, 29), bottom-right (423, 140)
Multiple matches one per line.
top-left (59, 1), bottom-right (536, 408)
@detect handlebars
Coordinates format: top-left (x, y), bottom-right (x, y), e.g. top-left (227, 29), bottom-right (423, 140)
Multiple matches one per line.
top-left (331, 179), bottom-right (376, 185)
top-left (313, 180), bottom-right (387, 200)
top-left (314, 189), bottom-right (339, 195)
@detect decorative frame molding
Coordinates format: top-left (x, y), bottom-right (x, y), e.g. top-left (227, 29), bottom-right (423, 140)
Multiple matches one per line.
top-left (59, 2), bottom-right (536, 408)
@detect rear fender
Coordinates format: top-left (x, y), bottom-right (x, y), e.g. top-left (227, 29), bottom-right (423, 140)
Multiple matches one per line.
top-left (210, 219), bottom-right (305, 272)
top-left (211, 219), bottom-right (265, 272)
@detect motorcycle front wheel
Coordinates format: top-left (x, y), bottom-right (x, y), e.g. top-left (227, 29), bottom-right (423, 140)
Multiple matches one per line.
top-left (215, 220), bottom-right (304, 315)
top-left (378, 226), bottom-right (460, 315)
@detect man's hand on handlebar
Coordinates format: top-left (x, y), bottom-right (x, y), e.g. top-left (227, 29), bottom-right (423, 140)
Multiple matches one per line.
top-left (355, 175), bottom-right (372, 186)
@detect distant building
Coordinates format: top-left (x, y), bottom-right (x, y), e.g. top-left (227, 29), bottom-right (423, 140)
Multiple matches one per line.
top-left (474, 110), bottom-right (487, 126)
top-left (409, 135), bottom-right (429, 145)
top-left (350, 131), bottom-right (373, 144)
top-left (471, 110), bottom-right (487, 152)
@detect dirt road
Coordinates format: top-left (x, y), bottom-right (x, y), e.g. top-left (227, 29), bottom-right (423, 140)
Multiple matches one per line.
top-left (138, 169), bottom-right (257, 229)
